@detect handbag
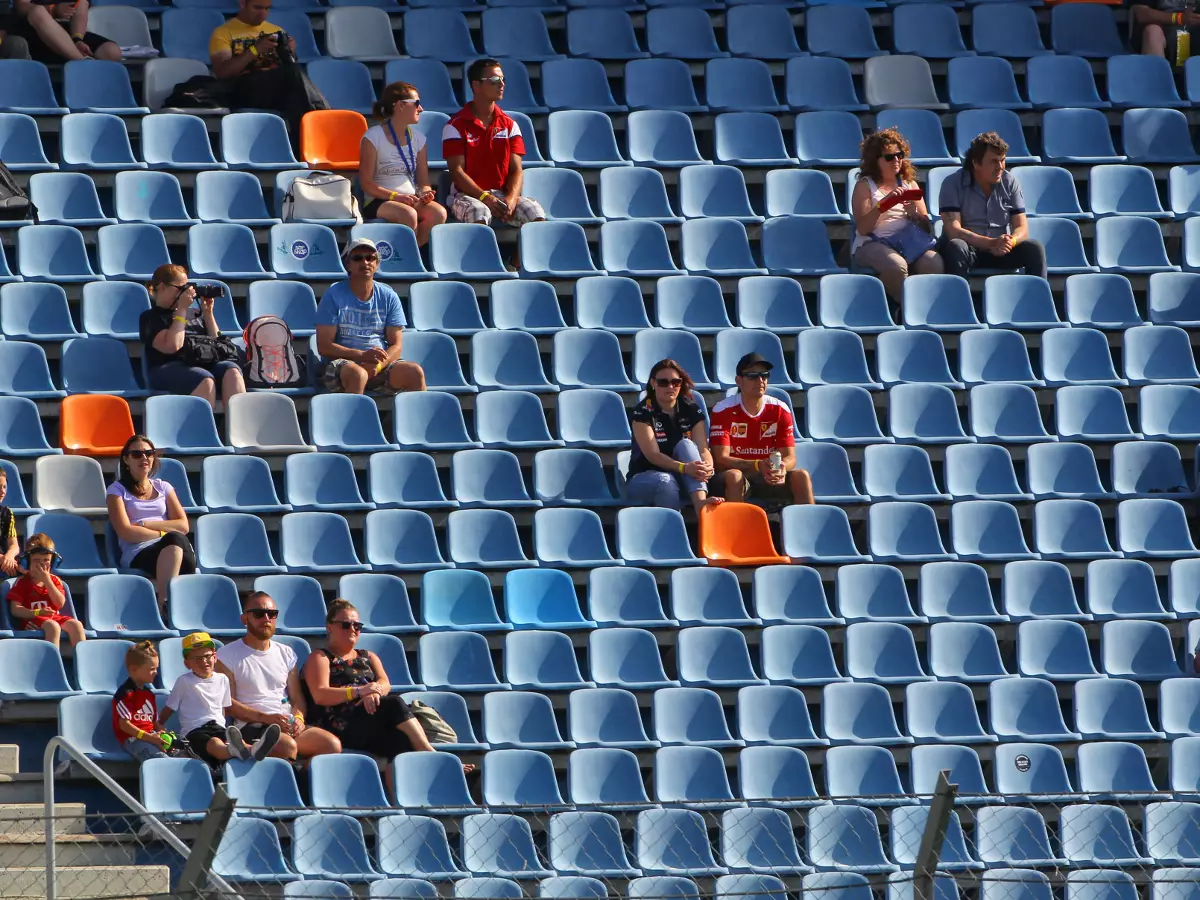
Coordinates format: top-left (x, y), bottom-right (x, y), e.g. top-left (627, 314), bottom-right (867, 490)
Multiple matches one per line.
top-left (408, 699), bottom-right (458, 744)
top-left (181, 333), bottom-right (240, 368)
top-left (282, 171), bottom-right (362, 224)
top-left (870, 221), bottom-right (938, 265)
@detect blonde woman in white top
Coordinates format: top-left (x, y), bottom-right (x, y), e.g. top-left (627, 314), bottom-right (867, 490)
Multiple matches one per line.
top-left (358, 81), bottom-right (447, 246)
top-left (851, 128), bottom-right (943, 301)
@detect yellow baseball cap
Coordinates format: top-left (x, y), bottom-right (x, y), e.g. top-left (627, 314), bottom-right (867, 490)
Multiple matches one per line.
top-left (181, 632), bottom-right (216, 656)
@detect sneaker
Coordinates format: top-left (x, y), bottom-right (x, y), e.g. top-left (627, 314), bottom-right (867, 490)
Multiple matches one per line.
top-left (225, 725), bottom-right (252, 762)
top-left (250, 723), bottom-right (281, 762)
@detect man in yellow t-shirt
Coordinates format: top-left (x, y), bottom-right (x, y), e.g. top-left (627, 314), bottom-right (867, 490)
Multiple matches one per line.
top-left (209, 0), bottom-right (323, 145)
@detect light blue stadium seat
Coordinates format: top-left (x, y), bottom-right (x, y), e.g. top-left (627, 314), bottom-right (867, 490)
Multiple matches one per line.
top-left (194, 513), bottom-right (284, 574)
top-left (764, 171), bottom-right (847, 223)
top-left (0, 112), bottom-right (54, 177)
top-left (188, 223), bottom-right (273, 280)
top-left (817, 274), bottom-right (896, 333)
top-left (653, 745), bottom-right (739, 809)
top-left (794, 444), bottom-right (867, 505)
top-left (481, 8), bottom-right (559, 61)
top-left (979, 280), bottom-right (1066, 338)
top-left (16, 225), bottom-right (100, 284)
top-left (902, 274), bottom-right (984, 331)
top-left (140, 757), bottom-right (214, 823)
top-left (456, 879), bottom-right (524, 900)
top-left (558, 389), bottom-right (633, 449)
top-left (806, 806), bottom-right (898, 874)
top-left (168, 573), bottom-right (245, 637)
top-left (805, 5), bottom-right (884, 57)
top-left (537, 59), bottom-right (623, 114)
top-left (140, 115), bottom-right (225, 176)
top-left (1075, 742), bottom-right (1169, 803)
top-left (644, 5), bottom-right (728, 59)
top-left (532, 507), bottom-right (619, 567)
top-left (279, 511), bottom-right (368, 573)
top-left (1090, 165), bottom-right (1171, 221)
top-left (368, 453), bottom-right (455, 511)
top-left (876, 110), bottom-right (957, 165)
top-left (547, 110), bottom-right (629, 169)
top-left (419, 631), bottom-right (508, 693)
top-left (334, 574), bottom-right (424, 637)
top-left (595, 170), bottom-right (680, 226)
top-left (0, 283), bottom-right (80, 342)
top-left (73, 638), bottom-right (133, 694)
top-left (1042, 108), bottom-right (1125, 164)
top-left (1171, 169), bottom-right (1200, 220)
top-left (1003, 558), bottom-right (1090, 621)
top-left (721, 827), bottom-right (809, 879)
top-left (588, 568), bottom-right (676, 630)
top-left (0, 60), bottom-right (67, 115)
top-left (823, 681), bottom-right (909, 746)
top-left (972, 2), bottom-right (1049, 58)
top-left (305, 59), bottom-right (375, 115)
top-left (874, 331), bottom-right (961, 392)
top-left (351, 224), bottom-right (433, 281)
top-left (24, 512), bottom-right (114, 576)
top-left (723, 4), bottom-right (803, 59)
top-left (306, 394), bottom-right (394, 453)
top-left (677, 625), bottom-right (766, 688)
top-left (797, 328), bottom-right (880, 391)
top-left (959, 328), bottom-right (1041, 387)
top-left (1026, 441), bottom-right (1109, 501)
top-left (201, 456), bottom-right (288, 514)
top-left (568, 746), bottom-right (654, 809)
top-left (761, 216), bottom-right (845, 275)
top-left (910, 744), bottom-right (997, 805)
top-left (522, 170), bottom-right (602, 226)
top-left (627, 878), bottom-right (700, 900)
top-left (928, 620), bottom-right (1012, 682)
top-left (484, 690), bottom-right (573, 751)
top-left (890, 807), bottom-right (981, 871)
top-left (308, 754), bottom-right (390, 816)
top-left (377, 816), bottom-right (467, 880)
top-left (431, 224), bottom-right (517, 280)
top-left (1055, 384), bottom-right (1141, 441)
top-left (550, 330), bottom-right (634, 393)
top-left (918, 560), bottom-right (1008, 624)
top-left (195, 171), bottom-right (279, 227)
top-left (397, 332), bottom-right (474, 394)
top-left (1145, 804), bottom-right (1200, 864)
top-left (462, 813), bottom-right (554, 878)
top-left (678, 166), bottom-right (761, 225)
top-left (362, 509), bottom-right (450, 572)
top-left (390, 747), bottom-right (479, 814)
top-left (564, 9), bottom-right (647, 61)
top-left (394, 392), bottom-right (480, 453)
top-left (1014, 166), bottom-right (1089, 219)
top-left (714, 112), bottom-right (798, 167)
top-left (672, 567), bottom-right (758, 629)
top-left (95, 222), bottom-right (170, 282)
top-left (793, 111), bottom-right (866, 167)
top-left (654, 687), bottom-right (743, 750)
top-left (1040, 328), bottom-right (1124, 388)
top-left (780, 504), bottom-right (870, 563)
top-left (450, 449), bottom-right (538, 511)
top-left (407, 282), bottom-right (485, 336)
top-left (1027, 217), bottom-right (1099, 273)
top-left (1065, 272), bottom-right (1143, 328)
top-left (470, 330), bottom-right (556, 393)
top-left (845, 620), bottom-right (935, 683)
top-left (1142, 384), bottom-right (1200, 441)
top-left (395, 9), bottom-right (474, 61)
top-left (220, 113), bottom-right (299, 171)
top-left (993, 742), bottom-right (1079, 802)
top-left (84, 574), bottom-right (173, 639)
top-left (446, 508), bottom-right (534, 568)
top-left (547, 811), bottom-right (639, 879)
top-left (1075, 676), bottom-right (1164, 741)
top-left (569, 689), bottom-right (657, 753)
top-left (1126, 324), bottom-right (1200, 385)
top-left (867, 501), bottom-right (954, 563)
top-left (269, 223), bottom-right (346, 279)
top-left (737, 684), bottom-right (827, 748)
top-left (893, 4), bottom-right (973, 57)
top-left (913, 685), bottom-right (996, 750)
top-left (737, 745), bottom-right (825, 810)
top-left (1096, 215), bottom-right (1180, 273)
top-left (835, 563), bottom-right (925, 623)
top-left (631, 328), bottom-right (716, 390)
top-left (59, 112), bottom-right (145, 171)
top-left (222, 757), bottom-right (307, 819)
top-left (974, 807), bottom-right (1068, 868)
top-left (113, 171), bottom-right (196, 229)
top-left (292, 813), bottom-right (384, 883)
top-left (948, 56), bottom-right (1029, 110)
top-left (1118, 497), bottom-right (1199, 559)
top-left (57, 695), bottom-right (124, 760)
top-left (736, 276), bottom-right (812, 334)
top-left (1125, 108), bottom-right (1200, 164)
top-left (759, 624), bottom-right (846, 688)
top-left (517, 221), bottom-right (600, 279)
top-left (27, 173), bottom-right (113, 228)
top-left (955, 109), bottom-right (1038, 164)
top-left (969, 383), bottom-right (1054, 443)
top-left (0, 345), bottom-right (64, 401)
top-left (1019, 617), bottom-right (1103, 679)
top-left (589, 628), bottom-right (678, 690)
top-left (636, 808), bottom-right (728, 876)
top-left (482, 748), bottom-right (568, 810)
top-left (676, 218), bottom-right (764, 277)
top-left (785, 57), bottom-right (865, 113)
top-left (1111, 440), bottom-right (1190, 499)
top-left (285, 882), bottom-right (354, 900)
top-left (705, 58), bottom-right (784, 114)
top-left (1103, 618), bottom-right (1185, 681)
top-left (889, 383), bottom-right (973, 445)
top-left (424, 571), bottom-right (508, 633)
top-left (1051, 1), bottom-right (1124, 56)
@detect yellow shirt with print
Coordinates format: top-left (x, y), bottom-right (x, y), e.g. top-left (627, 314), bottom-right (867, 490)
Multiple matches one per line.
top-left (209, 18), bottom-right (284, 71)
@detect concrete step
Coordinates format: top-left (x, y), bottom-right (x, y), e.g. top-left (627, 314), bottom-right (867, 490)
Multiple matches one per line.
top-left (0, 865), bottom-right (171, 898)
top-left (0, 834), bottom-right (138, 869)
top-left (0, 779), bottom-right (48, 806)
top-left (0, 747), bottom-right (17, 777)
top-left (0, 804), bottom-right (88, 836)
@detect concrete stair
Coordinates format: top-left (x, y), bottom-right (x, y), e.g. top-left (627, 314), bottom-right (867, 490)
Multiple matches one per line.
top-left (0, 745), bottom-right (172, 899)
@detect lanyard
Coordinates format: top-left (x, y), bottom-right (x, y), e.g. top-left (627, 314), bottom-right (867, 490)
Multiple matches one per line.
top-left (386, 120), bottom-right (417, 183)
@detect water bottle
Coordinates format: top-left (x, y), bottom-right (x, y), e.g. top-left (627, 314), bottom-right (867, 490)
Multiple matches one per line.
top-left (1179, 3), bottom-right (1194, 68)
top-left (768, 451), bottom-right (783, 476)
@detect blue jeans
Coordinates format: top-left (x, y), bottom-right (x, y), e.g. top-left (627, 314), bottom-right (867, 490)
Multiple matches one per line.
top-left (625, 439), bottom-right (707, 511)
top-left (122, 736), bottom-right (168, 762)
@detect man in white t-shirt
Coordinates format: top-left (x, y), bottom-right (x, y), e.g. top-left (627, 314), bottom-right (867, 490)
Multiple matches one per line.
top-left (215, 591), bottom-right (341, 760)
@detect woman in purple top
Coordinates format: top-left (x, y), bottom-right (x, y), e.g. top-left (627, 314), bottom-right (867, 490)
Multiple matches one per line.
top-left (105, 435), bottom-right (196, 611)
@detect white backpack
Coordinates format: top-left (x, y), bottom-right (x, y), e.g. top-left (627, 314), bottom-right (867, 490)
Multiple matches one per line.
top-left (282, 171), bottom-right (362, 223)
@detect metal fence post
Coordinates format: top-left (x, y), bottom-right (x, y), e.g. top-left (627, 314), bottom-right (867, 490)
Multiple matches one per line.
top-left (913, 769), bottom-right (958, 900)
top-left (177, 784), bottom-right (238, 900)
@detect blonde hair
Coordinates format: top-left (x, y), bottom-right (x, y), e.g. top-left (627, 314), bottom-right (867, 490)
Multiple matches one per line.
top-left (126, 640), bottom-right (159, 670)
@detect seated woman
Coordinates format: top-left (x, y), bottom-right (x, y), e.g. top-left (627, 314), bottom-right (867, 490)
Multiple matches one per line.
top-left (358, 81), bottom-right (448, 247)
top-left (105, 435), bottom-right (196, 611)
top-left (851, 128), bottom-right (943, 303)
top-left (140, 264), bottom-right (245, 411)
top-left (303, 599), bottom-right (473, 774)
top-left (625, 358), bottom-right (722, 516)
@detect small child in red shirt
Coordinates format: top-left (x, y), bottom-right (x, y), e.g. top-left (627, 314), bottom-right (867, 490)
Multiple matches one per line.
top-left (6, 533), bottom-right (86, 646)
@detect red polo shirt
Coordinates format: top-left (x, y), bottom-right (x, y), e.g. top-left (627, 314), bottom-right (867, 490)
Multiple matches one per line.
top-left (442, 104), bottom-right (526, 192)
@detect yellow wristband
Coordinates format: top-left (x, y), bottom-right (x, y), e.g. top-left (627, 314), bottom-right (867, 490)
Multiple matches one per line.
top-left (677, 462), bottom-right (685, 474)
top-left (754, 460), bottom-right (761, 473)
top-left (479, 191), bottom-right (491, 202)
top-left (135, 728), bottom-right (146, 740)
top-left (346, 685), bottom-right (355, 701)
top-left (248, 45), bottom-right (259, 57)
top-left (172, 316), bottom-right (186, 324)
top-left (388, 191), bottom-right (398, 201)
top-left (159, 531), bottom-right (167, 538)
top-left (72, 33), bottom-right (85, 42)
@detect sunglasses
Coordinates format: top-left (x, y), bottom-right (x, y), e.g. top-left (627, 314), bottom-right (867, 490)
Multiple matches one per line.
top-left (334, 621), bottom-right (364, 633)
top-left (655, 378), bottom-right (683, 388)
top-left (398, 98), bottom-right (422, 106)
top-left (350, 254), bottom-right (378, 263)
top-left (247, 608), bottom-right (280, 619)
top-left (882, 152), bottom-right (906, 162)
top-left (741, 371), bottom-right (770, 380)
top-left (126, 449), bottom-right (156, 459)
top-left (477, 76), bottom-right (505, 85)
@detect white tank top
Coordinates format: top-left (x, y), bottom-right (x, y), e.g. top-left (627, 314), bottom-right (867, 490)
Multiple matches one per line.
top-left (851, 177), bottom-right (918, 254)
top-left (364, 123), bottom-right (426, 196)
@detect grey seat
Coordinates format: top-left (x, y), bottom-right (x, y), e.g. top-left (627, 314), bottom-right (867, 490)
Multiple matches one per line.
top-left (324, 7), bottom-right (401, 61)
top-left (143, 59), bottom-right (225, 114)
top-left (864, 56), bottom-right (948, 111)
top-left (34, 456), bottom-right (108, 515)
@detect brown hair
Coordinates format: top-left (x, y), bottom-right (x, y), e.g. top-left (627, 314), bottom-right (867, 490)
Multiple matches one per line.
top-left (645, 358), bottom-right (695, 407)
top-left (117, 434), bottom-right (162, 492)
top-left (965, 131), bottom-right (1009, 169)
top-left (147, 263), bottom-right (188, 295)
top-left (858, 128), bottom-right (917, 185)
top-left (26, 532), bottom-right (55, 557)
top-left (126, 640), bottom-right (159, 670)
top-left (243, 590), bottom-right (273, 610)
top-left (374, 81), bottom-right (417, 119)
top-left (326, 598), bottom-right (358, 623)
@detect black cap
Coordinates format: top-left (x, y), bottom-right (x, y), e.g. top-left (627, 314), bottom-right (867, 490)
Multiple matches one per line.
top-left (736, 352), bottom-right (774, 376)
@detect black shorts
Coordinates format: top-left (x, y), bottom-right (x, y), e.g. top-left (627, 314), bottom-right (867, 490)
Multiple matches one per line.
top-left (130, 533), bottom-right (197, 578)
top-left (334, 695), bottom-right (416, 759)
top-left (710, 470), bottom-right (792, 502)
top-left (12, 18), bottom-right (115, 64)
top-left (185, 721), bottom-right (228, 768)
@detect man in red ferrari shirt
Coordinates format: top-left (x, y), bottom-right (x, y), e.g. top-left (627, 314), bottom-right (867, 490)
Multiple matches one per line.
top-left (709, 352), bottom-right (814, 506)
top-left (442, 58), bottom-right (545, 231)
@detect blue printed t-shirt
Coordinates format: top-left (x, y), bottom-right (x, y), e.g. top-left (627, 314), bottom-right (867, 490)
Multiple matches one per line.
top-left (315, 281), bottom-right (406, 353)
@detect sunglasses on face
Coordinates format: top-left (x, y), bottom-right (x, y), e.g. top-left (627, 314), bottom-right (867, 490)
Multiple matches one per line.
top-left (247, 608), bottom-right (280, 619)
top-left (478, 76), bottom-right (505, 85)
top-left (398, 98), bottom-right (422, 106)
top-left (334, 621), bottom-right (364, 633)
top-left (741, 371), bottom-right (770, 380)
top-left (655, 378), bottom-right (683, 388)
top-left (126, 449), bottom-right (156, 460)
top-left (882, 152), bottom-right (906, 162)
top-left (350, 254), bottom-right (378, 263)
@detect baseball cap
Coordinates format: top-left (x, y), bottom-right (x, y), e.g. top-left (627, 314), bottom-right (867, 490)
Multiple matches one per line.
top-left (342, 237), bottom-right (378, 259)
top-left (181, 632), bottom-right (216, 656)
top-left (736, 352), bottom-right (774, 375)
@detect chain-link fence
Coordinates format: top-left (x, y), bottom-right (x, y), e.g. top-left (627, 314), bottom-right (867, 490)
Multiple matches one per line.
top-left (39, 774), bottom-right (1200, 900)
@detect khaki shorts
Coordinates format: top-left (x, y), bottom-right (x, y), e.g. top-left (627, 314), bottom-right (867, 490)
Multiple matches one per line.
top-left (450, 192), bottom-right (545, 226)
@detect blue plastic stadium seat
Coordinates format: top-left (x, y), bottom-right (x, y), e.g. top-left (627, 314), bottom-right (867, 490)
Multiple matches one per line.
top-left (0, 59), bottom-right (68, 115)
top-left (597, 168), bottom-right (682, 225)
top-left (220, 113), bottom-right (299, 171)
top-left (94, 222), bottom-right (170, 282)
top-left (291, 813), bottom-right (384, 883)
top-left (470, 330), bottom-right (556, 393)
top-left (928, 621), bottom-right (1011, 682)
top-left (974, 807), bottom-right (1068, 868)
top-left (955, 110), bottom-right (1039, 165)
top-left (375, 816), bottom-right (465, 881)
top-left (902, 274), bottom-right (984, 331)
top-left (737, 684), bottom-right (827, 748)
top-left (866, 501), bottom-right (954, 562)
top-left (1018, 617), bottom-right (1104, 679)
top-left (390, 746), bottom-right (479, 815)
top-left (1052, 1), bottom-right (1124, 56)
top-left (1003, 558), bottom-right (1090, 621)
top-left (568, 745), bottom-right (654, 807)
top-left (1095, 215), bottom-right (1180, 273)
top-left (456, 879), bottom-right (524, 900)
top-left (167, 573), bottom-right (245, 637)
top-left (644, 6), bottom-right (728, 59)
top-left (713, 112), bottom-right (798, 168)
top-left (893, 4), bottom-right (972, 57)
top-left (1027, 217), bottom-right (1099, 273)
top-left (517, 221), bottom-right (601, 279)
top-left (1042, 108), bottom-right (1126, 164)
top-left (587, 568), bottom-right (676, 631)
top-left (806, 5), bottom-right (884, 57)
top-left (430, 224), bottom-right (518, 280)
top-left (993, 742), bottom-right (1079, 802)
top-left (1055, 384), bottom-right (1141, 441)
top-left (567, 10), bottom-right (648, 61)
top-left (736, 745), bottom-right (824, 810)
top-left (653, 744), bottom-right (739, 808)
top-left (792, 444), bottom-right (866, 505)
top-left (948, 57), bottom-right (1029, 111)
top-left (1032, 499), bottom-right (1119, 558)
top-left (834, 563), bottom-right (924, 623)
top-left (194, 513), bottom-right (285, 574)
top-left (918, 560), bottom-right (1009, 623)
top-left (876, 111), bottom-right (957, 165)
top-left (59, 112), bottom-right (145, 171)
top-left (1111, 440), bottom-right (1191, 498)
top-left (969, 383), bottom-right (1053, 443)
top-left (625, 111), bottom-right (707, 169)
top-left (1103, 618), bottom-right (1186, 681)
top-left (1014, 166), bottom-right (1090, 219)
top-left (188, 223), bottom-right (273, 280)
top-left (27, 173), bottom-right (113, 228)
top-left (24, 512), bottom-right (115, 576)
top-left (759, 624), bottom-right (846, 687)
top-left (1025, 442), bottom-right (1108, 501)
top-left (547, 110), bottom-right (629, 169)
top-left (781, 504), bottom-right (870, 563)
top-left (194, 171), bottom-right (278, 227)
top-left (523, 169), bottom-right (603, 226)
top-left (792, 111), bottom-right (866, 169)
top-left (636, 808), bottom-right (728, 877)
top-left (1125, 108), bottom-right (1200, 164)
top-left (484, 690), bottom-right (574, 751)
top-left (462, 813), bottom-right (554, 878)
top-left (806, 806), bottom-right (898, 874)
top-left (906, 682), bottom-right (997, 745)
top-left (823, 681), bottom-right (909, 746)
top-left (361, 510), bottom-right (449, 572)
top-left (481, 748), bottom-right (568, 809)
top-left (844, 620), bottom-right (935, 683)
top-left (676, 626), bottom-right (765, 688)
top-left (16, 225), bottom-right (100, 284)
top-left (547, 811), bottom-right (639, 878)
top-left (1075, 676), bottom-right (1164, 741)
top-left (785, 57), bottom-right (865, 113)
top-left (531, 508), bottom-right (620, 567)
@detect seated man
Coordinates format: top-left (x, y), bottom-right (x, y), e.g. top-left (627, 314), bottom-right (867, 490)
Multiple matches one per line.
top-left (215, 591), bottom-right (341, 761)
top-left (938, 131), bottom-right (1047, 281)
top-left (443, 58), bottom-right (545, 240)
top-left (12, 0), bottom-right (118, 62)
top-left (209, 0), bottom-right (324, 141)
top-left (1132, 0), bottom-right (1199, 61)
top-left (709, 353), bottom-right (815, 507)
top-left (315, 238), bottom-right (426, 396)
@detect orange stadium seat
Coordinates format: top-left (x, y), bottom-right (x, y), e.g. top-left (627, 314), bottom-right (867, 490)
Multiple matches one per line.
top-left (699, 501), bottom-right (791, 567)
top-left (60, 394), bottom-right (135, 456)
top-left (300, 109), bottom-right (369, 170)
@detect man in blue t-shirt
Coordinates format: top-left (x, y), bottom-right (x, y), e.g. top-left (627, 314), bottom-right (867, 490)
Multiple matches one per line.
top-left (315, 238), bottom-right (427, 395)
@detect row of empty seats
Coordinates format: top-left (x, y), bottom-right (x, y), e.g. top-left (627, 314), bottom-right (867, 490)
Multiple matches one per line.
top-left (7, 108), bottom-right (1200, 176)
top-left (36, 4), bottom-right (1141, 65)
